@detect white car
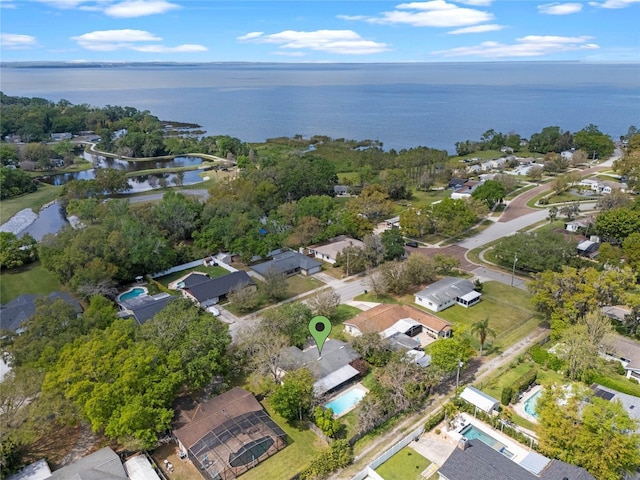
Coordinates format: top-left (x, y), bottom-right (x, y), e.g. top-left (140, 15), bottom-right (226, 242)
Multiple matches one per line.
top-left (206, 306), bottom-right (221, 317)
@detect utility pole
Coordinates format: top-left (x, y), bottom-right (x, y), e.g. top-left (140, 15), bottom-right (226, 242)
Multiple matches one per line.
top-left (456, 359), bottom-right (463, 394)
top-left (511, 254), bottom-right (518, 287)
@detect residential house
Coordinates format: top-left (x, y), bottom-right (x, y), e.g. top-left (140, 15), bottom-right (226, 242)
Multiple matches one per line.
top-left (596, 180), bottom-right (627, 194)
top-left (438, 439), bottom-right (595, 480)
top-left (173, 387), bottom-right (287, 480)
top-left (577, 239), bottom-right (600, 258)
top-left (178, 271), bottom-right (256, 307)
top-left (448, 178), bottom-right (468, 190)
top-left (414, 277), bottom-right (481, 312)
top-left (561, 150), bottom-right (574, 161)
top-left (48, 447), bottom-right (127, 480)
top-left (590, 384), bottom-right (640, 426)
top-left (459, 386), bottom-right (499, 413)
top-left (465, 164), bottom-right (482, 175)
top-left (0, 292), bottom-right (83, 334)
top-left (307, 236), bottom-right (365, 264)
top-left (251, 250), bottom-right (322, 278)
top-left (344, 304), bottom-right (452, 343)
top-left (602, 335), bottom-right (640, 382)
top-left (384, 216), bottom-right (401, 228)
top-left (118, 293), bottom-right (175, 325)
top-left (6, 459), bottom-right (51, 480)
top-left (281, 338), bottom-right (362, 395)
top-left (333, 185), bottom-right (350, 196)
top-left (517, 157), bottom-right (536, 165)
top-left (500, 146), bottom-right (514, 154)
top-left (564, 221), bottom-right (586, 233)
top-left (50, 132), bottom-right (73, 141)
top-left (601, 305), bottom-right (632, 323)
top-left (450, 180), bottom-right (482, 200)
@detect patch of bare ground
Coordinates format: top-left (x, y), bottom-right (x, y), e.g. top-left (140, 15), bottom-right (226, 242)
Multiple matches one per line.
top-left (21, 423), bottom-right (103, 470)
top-left (151, 442), bottom-right (201, 480)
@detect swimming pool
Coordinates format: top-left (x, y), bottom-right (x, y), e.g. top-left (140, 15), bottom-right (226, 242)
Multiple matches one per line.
top-left (118, 287), bottom-right (147, 302)
top-left (325, 387), bottom-right (367, 417)
top-left (459, 425), bottom-right (515, 459)
top-left (524, 390), bottom-right (542, 418)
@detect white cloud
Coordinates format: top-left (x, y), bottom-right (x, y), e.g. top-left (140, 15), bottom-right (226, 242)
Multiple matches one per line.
top-left (448, 24), bottom-right (504, 34)
top-left (31, 0), bottom-right (89, 8)
top-left (455, 0), bottom-right (493, 5)
top-left (538, 3), bottom-right (584, 14)
top-left (237, 29), bottom-right (390, 55)
top-left (71, 29), bottom-right (206, 53)
top-left (352, 0), bottom-right (494, 28)
top-left (432, 35), bottom-right (599, 57)
top-left (104, 0), bottom-right (180, 18)
top-left (0, 33), bottom-right (37, 49)
top-left (588, 0), bottom-right (640, 7)
top-left (132, 44), bottom-right (207, 52)
top-left (236, 32), bottom-right (264, 41)
top-left (0, 0), bottom-right (17, 9)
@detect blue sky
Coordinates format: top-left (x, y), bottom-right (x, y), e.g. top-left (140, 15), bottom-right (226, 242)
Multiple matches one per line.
top-left (1, 0), bottom-right (639, 62)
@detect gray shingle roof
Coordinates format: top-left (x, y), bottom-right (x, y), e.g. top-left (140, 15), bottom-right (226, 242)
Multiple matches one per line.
top-left (251, 250), bottom-right (321, 276)
top-left (121, 293), bottom-right (175, 325)
top-left (184, 271), bottom-right (255, 304)
top-left (439, 440), bottom-right (538, 480)
top-left (1, 292), bottom-right (83, 333)
top-left (415, 277), bottom-right (476, 304)
top-left (48, 447), bottom-right (127, 480)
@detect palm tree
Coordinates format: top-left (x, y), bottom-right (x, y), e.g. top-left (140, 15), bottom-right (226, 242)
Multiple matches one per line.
top-left (471, 318), bottom-right (496, 356)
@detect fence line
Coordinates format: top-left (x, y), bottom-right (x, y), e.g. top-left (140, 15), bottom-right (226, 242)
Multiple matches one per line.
top-left (148, 256), bottom-right (237, 279)
top-left (350, 424), bottom-right (425, 480)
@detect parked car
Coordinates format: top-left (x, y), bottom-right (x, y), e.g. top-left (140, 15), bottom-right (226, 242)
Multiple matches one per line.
top-left (206, 306), bottom-right (221, 317)
top-left (405, 241), bottom-right (419, 248)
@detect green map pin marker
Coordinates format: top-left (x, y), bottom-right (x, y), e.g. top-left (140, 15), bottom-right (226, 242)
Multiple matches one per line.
top-left (309, 315), bottom-right (332, 356)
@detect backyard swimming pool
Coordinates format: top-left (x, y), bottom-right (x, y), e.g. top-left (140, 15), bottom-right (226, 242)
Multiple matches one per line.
top-left (459, 424), bottom-right (515, 459)
top-left (325, 386), bottom-right (367, 417)
top-left (118, 287), bottom-right (147, 302)
top-left (524, 390), bottom-right (542, 418)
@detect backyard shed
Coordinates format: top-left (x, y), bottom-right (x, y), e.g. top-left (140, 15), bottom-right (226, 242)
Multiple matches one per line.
top-left (459, 386), bottom-right (499, 413)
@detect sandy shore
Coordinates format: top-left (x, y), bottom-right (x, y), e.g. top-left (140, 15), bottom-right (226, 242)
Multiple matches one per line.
top-left (0, 208), bottom-right (38, 235)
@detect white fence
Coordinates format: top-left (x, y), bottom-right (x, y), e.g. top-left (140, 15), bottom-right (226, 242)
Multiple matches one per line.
top-left (351, 424), bottom-right (425, 480)
top-left (148, 256), bottom-right (237, 279)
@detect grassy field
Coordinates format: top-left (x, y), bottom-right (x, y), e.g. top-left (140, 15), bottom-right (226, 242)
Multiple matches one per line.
top-left (409, 189), bottom-right (451, 210)
top-left (431, 281), bottom-right (540, 352)
top-left (238, 398), bottom-right (327, 480)
top-left (1, 184), bottom-right (62, 225)
top-left (0, 261), bottom-right (64, 304)
top-left (375, 447), bottom-right (431, 480)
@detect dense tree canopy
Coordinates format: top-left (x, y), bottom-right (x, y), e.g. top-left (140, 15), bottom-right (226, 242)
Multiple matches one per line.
top-left (536, 384), bottom-right (640, 480)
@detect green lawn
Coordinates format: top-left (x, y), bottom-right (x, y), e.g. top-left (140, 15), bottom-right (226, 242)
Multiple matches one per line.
top-left (428, 281), bottom-right (540, 351)
top-left (410, 189), bottom-right (451, 210)
top-left (153, 265), bottom-right (230, 287)
top-left (0, 261), bottom-right (64, 304)
top-left (375, 447), bottom-right (431, 480)
top-left (239, 399), bottom-right (327, 480)
top-left (1, 184), bottom-right (62, 225)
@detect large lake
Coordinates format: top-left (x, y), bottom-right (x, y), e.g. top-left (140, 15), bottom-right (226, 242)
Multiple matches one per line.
top-left (1, 62), bottom-right (638, 153)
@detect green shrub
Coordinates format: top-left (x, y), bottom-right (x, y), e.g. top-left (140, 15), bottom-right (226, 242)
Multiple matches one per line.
top-left (512, 369), bottom-right (537, 397)
top-left (299, 440), bottom-right (353, 480)
top-left (529, 345), bottom-right (548, 365)
top-left (424, 409), bottom-right (446, 431)
top-left (501, 386), bottom-right (513, 405)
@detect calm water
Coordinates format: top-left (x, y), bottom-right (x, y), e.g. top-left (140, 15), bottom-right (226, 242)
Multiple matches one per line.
top-left (2, 63), bottom-right (638, 153)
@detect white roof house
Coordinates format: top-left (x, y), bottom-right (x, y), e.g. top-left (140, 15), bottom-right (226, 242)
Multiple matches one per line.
top-left (459, 386), bottom-right (499, 413)
top-left (307, 236), bottom-right (365, 265)
top-left (124, 455), bottom-right (161, 480)
top-left (415, 277), bottom-right (481, 312)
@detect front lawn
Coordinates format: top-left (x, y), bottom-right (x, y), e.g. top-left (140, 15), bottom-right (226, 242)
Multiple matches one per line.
top-left (375, 447), bottom-right (431, 480)
top-left (239, 398), bottom-right (327, 480)
top-left (0, 261), bottom-right (63, 304)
